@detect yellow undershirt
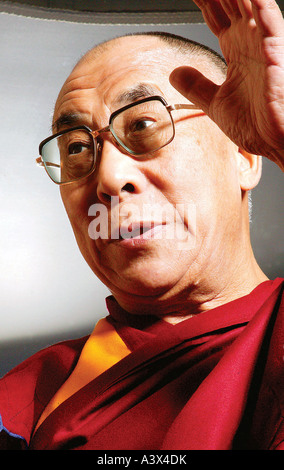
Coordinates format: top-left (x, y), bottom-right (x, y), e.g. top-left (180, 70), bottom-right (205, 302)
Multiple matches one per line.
top-left (35, 318), bottom-right (131, 432)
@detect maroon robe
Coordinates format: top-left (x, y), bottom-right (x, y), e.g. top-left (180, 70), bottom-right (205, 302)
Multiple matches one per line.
top-left (0, 278), bottom-right (283, 450)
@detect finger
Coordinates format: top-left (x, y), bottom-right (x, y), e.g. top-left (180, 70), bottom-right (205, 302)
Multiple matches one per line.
top-left (250, 0), bottom-right (284, 36)
top-left (192, 0), bottom-right (231, 35)
top-left (236, 0), bottom-right (254, 18)
top-left (169, 66), bottom-right (219, 115)
top-left (219, 0), bottom-right (242, 19)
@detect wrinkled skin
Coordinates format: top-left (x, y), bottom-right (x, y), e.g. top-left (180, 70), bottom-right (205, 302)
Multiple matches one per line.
top-left (55, 35), bottom-right (267, 324)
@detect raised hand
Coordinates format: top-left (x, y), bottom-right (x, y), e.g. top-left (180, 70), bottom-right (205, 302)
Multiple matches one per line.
top-left (170, 0), bottom-right (284, 171)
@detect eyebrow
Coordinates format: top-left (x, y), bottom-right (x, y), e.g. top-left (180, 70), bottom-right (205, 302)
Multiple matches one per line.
top-left (113, 83), bottom-right (161, 106)
top-left (52, 112), bottom-right (86, 133)
top-left (52, 83), bottom-right (161, 133)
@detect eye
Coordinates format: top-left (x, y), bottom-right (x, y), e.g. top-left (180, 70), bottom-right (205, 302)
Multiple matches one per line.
top-left (68, 142), bottom-right (89, 155)
top-left (130, 118), bottom-right (155, 132)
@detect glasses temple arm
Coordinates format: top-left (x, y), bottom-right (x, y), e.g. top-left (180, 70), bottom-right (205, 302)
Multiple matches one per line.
top-left (36, 157), bottom-right (60, 168)
top-left (167, 104), bottom-right (201, 111)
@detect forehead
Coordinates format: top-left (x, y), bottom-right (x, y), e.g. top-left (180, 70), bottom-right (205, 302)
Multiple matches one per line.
top-left (53, 37), bottom-right (191, 125)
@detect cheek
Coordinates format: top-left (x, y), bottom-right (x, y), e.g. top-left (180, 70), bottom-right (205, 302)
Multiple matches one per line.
top-left (156, 136), bottom-right (206, 203)
top-left (162, 124), bottom-right (240, 232)
top-left (60, 185), bottom-right (109, 281)
top-left (60, 185), bottom-right (95, 243)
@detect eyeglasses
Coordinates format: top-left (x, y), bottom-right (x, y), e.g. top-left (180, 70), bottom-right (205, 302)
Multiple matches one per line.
top-left (36, 95), bottom-right (201, 185)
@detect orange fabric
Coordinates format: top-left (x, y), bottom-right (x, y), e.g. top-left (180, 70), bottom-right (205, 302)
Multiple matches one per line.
top-left (35, 318), bottom-right (131, 431)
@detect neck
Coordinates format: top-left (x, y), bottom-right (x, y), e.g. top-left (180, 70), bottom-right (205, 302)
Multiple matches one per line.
top-left (162, 261), bottom-right (268, 324)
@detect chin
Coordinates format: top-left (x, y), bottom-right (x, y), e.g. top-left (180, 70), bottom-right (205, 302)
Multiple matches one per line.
top-left (83, 240), bottom-right (196, 305)
top-left (109, 265), bottom-right (190, 307)
top-left (110, 279), bottom-right (192, 317)
top-left (115, 273), bottom-right (176, 298)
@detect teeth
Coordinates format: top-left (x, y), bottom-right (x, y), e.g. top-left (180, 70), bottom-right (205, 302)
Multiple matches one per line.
top-left (129, 226), bottom-right (147, 238)
top-left (130, 228), bottom-right (141, 238)
top-left (142, 225), bottom-right (151, 234)
top-left (121, 224), bottom-right (152, 239)
top-left (119, 222), bottom-right (161, 240)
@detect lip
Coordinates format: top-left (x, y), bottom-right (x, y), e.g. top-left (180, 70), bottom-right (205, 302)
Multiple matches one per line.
top-left (115, 221), bottom-right (165, 246)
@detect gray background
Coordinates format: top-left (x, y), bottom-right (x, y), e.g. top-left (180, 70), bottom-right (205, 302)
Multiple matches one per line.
top-left (0, 2), bottom-right (283, 377)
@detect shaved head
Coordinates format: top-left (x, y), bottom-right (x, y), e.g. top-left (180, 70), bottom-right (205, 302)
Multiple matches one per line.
top-left (74, 31), bottom-right (227, 82)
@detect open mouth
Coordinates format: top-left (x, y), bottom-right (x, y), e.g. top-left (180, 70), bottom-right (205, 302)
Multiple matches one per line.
top-left (119, 222), bottom-right (164, 240)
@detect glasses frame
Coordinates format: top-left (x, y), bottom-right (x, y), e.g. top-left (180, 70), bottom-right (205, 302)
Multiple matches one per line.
top-left (36, 95), bottom-right (201, 185)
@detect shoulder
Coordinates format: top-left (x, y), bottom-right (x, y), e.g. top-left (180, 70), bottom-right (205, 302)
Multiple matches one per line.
top-left (0, 335), bottom-right (88, 424)
top-left (264, 282), bottom-right (284, 393)
top-left (1, 335), bottom-right (88, 382)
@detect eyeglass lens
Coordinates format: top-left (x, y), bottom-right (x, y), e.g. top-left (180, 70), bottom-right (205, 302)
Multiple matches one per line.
top-left (41, 129), bottom-right (95, 184)
top-left (41, 98), bottom-right (174, 184)
top-left (110, 99), bottom-right (174, 155)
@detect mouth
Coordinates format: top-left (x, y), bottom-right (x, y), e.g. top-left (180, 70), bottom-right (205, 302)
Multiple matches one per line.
top-left (118, 221), bottom-right (165, 242)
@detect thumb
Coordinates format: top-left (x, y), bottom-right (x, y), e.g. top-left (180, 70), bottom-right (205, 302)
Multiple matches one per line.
top-left (169, 66), bottom-right (219, 115)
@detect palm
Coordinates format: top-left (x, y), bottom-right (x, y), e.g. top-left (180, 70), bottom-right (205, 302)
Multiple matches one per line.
top-left (212, 3), bottom-right (284, 162)
top-left (171, 0), bottom-right (284, 170)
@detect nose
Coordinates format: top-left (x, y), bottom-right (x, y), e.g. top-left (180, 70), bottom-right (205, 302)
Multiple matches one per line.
top-left (96, 139), bottom-right (145, 204)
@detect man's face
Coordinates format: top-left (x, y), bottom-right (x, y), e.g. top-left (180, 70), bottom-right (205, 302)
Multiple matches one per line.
top-left (56, 36), bottom-right (243, 315)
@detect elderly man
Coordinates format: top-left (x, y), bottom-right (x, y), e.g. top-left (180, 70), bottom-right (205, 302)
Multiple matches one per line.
top-left (0, 0), bottom-right (283, 450)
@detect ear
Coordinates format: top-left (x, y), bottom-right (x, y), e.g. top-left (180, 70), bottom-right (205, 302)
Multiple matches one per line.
top-left (236, 148), bottom-right (262, 191)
